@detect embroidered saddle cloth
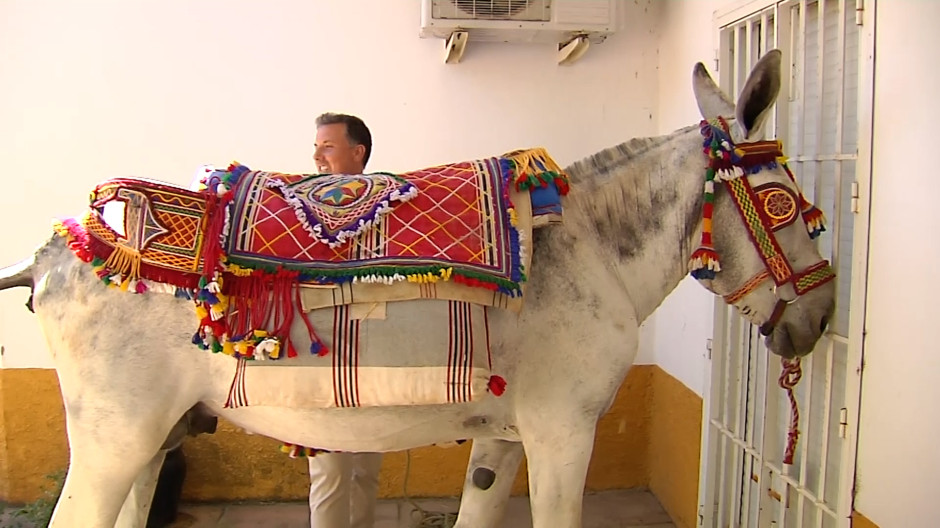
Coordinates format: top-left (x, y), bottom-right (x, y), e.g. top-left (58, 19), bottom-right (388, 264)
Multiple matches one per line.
top-left (219, 151), bottom-right (565, 312)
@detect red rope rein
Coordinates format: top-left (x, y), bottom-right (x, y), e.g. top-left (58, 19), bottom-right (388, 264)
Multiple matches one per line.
top-left (779, 357), bottom-right (802, 465)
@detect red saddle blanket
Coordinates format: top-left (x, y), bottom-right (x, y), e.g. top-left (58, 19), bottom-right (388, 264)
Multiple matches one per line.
top-left (219, 157), bottom-right (526, 296)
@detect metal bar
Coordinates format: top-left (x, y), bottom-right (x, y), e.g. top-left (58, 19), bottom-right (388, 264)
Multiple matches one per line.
top-left (760, 7), bottom-right (790, 524)
top-left (813, 0), bottom-right (827, 230)
top-left (795, 342), bottom-right (816, 523)
top-left (764, 465), bottom-right (840, 518)
top-left (717, 305), bottom-right (738, 527)
top-left (717, 435), bottom-right (731, 527)
top-left (789, 153), bottom-right (857, 161)
top-left (740, 321), bottom-right (756, 525)
top-left (794, 0), bottom-right (808, 163)
top-left (711, 418), bottom-right (772, 459)
top-left (720, 29), bottom-right (736, 95)
top-left (746, 19), bottom-right (754, 84)
top-left (775, 7), bottom-right (807, 528)
top-left (813, 4), bottom-right (848, 522)
top-left (828, 0), bottom-right (849, 328)
top-left (698, 298), bottom-right (732, 528)
top-left (731, 291), bottom-right (748, 525)
top-left (815, 343), bottom-right (837, 527)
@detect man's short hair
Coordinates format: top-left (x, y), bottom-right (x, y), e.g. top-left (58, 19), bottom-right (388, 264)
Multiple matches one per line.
top-left (315, 113), bottom-right (372, 167)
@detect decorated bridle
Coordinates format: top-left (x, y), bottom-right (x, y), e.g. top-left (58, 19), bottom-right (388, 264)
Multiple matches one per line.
top-left (688, 117), bottom-right (836, 464)
top-left (689, 117), bottom-right (835, 335)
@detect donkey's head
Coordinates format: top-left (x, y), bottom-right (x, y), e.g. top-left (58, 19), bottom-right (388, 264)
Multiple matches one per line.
top-left (689, 50), bottom-right (836, 358)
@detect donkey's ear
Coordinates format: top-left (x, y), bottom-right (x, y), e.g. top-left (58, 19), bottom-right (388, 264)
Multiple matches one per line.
top-left (693, 62), bottom-right (734, 120)
top-left (735, 49), bottom-right (783, 140)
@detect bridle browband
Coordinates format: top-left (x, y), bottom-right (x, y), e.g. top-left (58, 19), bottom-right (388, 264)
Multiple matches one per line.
top-left (689, 117), bottom-right (836, 336)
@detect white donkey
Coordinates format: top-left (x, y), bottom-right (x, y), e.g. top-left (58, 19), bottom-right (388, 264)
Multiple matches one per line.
top-left (0, 51), bottom-right (834, 527)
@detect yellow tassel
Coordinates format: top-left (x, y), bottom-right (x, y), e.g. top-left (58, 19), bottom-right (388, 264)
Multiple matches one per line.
top-left (103, 244), bottom-right (142, 281)
top-left (226, 263), bottom-right (255, 277)
top-left (503, 147), bottom-right (564, 177)
top-left (269, 342), bottom-right (281, 359)
top-left (234, 341), bottom-right (249, 356)
top-left (120, 277), bottom-right (131, 292)
top-left (508, 208), bottom-right (518, 226)
top-left (195, 304), bottom-right (209, 320)
top-left (222, 341), bottom-right (236, 356)
top-left (253, 329), bottom-right (268, 338)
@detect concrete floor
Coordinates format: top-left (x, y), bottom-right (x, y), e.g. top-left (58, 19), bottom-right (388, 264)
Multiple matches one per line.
top-left (166, 489), bottom-right (675, 528)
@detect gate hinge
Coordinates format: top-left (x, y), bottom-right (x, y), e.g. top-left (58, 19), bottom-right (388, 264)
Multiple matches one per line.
top-left (855, 0), bottom-right (864, 25)
top-left (706, 338), bottom-right (713, 360)
top-left (850, 181), bottom-right (860, 213)
top-left (839, 407), bottom-right (848, 438)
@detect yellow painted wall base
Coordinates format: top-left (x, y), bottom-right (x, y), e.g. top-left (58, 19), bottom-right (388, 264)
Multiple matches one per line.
top-left (852, 511), bottom-right (880, 528)
top-left (0, 364), bottom-right (703, 511)
top-left (648, 365), bottom-right (703, 528)
top-left (0, 369), bottom-right (68, 503)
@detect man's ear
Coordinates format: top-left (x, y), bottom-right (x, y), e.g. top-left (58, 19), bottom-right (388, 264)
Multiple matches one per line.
top-left (353, 144), bottom-right (366, 165)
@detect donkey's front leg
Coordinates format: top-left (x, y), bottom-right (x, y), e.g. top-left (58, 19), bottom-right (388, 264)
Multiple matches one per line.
top-left (49, 415), bottom-right (169, 528)
top-left (520, 415), bottom-right (598, 528)
top-left (114, 449), bottom-right (168, 528)
top-left (454, 438), bottom-right (525, 528)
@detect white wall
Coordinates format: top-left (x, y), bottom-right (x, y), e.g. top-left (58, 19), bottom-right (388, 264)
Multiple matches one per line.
top-left (0, 0), bottom-right (663, 367)
top-left (854, 1), bottom-right (940, 524)
top-left (643, 0), bottom-right (724, 396)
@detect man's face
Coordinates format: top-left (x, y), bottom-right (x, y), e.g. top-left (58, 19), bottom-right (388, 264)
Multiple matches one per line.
top-left (313, 123), bottom-right (366, 175)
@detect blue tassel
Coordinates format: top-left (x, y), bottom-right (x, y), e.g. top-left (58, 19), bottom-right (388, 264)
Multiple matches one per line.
top-left (202, 291), bottom-right (219, 305)
top-left (690, 267), bottom-right (718, 280)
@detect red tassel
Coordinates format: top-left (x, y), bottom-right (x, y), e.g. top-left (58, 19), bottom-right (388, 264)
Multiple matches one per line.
top-left (487, 375), bottom-right (507, 396)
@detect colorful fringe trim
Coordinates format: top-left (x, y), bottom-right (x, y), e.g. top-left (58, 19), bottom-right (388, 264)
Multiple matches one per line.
top-left (504, 147), bottom-right (571, 196)
top-left (193, 163), bottom-right (328, 361)
top-left (53, 218), bottom-right (183, 295)
top-left (689, 118), bottom-right (744, 279)
top-left (279, 443), bottom-right (329, 459)
top-left (689, 118), bottom-right (828, 280)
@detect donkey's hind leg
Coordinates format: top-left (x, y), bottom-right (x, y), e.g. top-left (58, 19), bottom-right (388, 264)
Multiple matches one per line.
top-left (453, 439), bottom-right (525, 528)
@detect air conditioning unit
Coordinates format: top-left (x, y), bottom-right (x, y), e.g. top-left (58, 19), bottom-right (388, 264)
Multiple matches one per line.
top-left (420, 0), bottom-right (618, 52)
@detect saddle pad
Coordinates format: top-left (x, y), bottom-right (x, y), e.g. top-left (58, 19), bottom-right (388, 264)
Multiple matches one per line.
top-left (225, 300), bottom-right (495, 409)
top-left (225, 158), bottom-right (525, 295)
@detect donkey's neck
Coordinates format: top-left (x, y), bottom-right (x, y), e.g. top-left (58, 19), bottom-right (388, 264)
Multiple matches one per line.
top-left (563, 125), bottom-right (706, 323)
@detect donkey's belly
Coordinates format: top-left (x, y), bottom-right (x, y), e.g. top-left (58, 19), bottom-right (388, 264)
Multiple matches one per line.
top-left (206, 399), bottom-right (519, 452)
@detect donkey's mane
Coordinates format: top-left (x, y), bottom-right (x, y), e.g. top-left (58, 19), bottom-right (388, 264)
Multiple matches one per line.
top-left (557, 124), bottom-right (702, 265)
top-left (563, 124), bottom-right (699, 185)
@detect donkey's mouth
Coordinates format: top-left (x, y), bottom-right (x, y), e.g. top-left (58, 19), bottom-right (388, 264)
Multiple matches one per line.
top-left (766, 325), bottom-right (798, 359)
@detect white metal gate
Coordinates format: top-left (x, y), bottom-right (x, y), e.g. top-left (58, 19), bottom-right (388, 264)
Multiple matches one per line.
top-left (697, 1), bottom-right (873, 526)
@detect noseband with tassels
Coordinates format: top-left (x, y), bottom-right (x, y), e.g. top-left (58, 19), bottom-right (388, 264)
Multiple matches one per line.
top-left (689, 117), bottom-right (835, 336)
top-left (689, 117), bottom-right (836, 465)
